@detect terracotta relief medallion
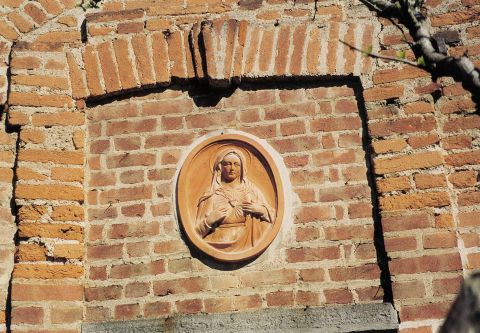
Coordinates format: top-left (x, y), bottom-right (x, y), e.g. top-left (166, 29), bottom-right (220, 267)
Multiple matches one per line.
top-left (176, 132), bottom-right (286, 262)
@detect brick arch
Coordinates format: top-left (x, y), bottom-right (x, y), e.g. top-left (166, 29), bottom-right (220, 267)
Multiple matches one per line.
top-left (69, 18), bottom-right (376, 100)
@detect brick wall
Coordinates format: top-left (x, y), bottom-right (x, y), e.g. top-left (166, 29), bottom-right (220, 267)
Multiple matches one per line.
top-left (84, 82), bottom-right (381, 321)
top-left (0, 0), bottom-right (478, 332)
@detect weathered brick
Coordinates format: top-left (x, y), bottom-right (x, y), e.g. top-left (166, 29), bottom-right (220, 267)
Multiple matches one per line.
top-left (382, 213), bottom-right (431, 232)
top-left (329, 263), bottom-right (380, 281)
top-left (16, 183), bottom-right (83, 201)
top-left (400, 302), bottom-right (451, 322)
top-left (154, 277), bottom-right (208, 295)
top-left (369, 116), bottom-right (436, 137)
top-left (9, 92), bottom-right (73, 108)
top-left (53, 244), bottom-right (84, 259)
top-left (12, 307), bottom-right (44, 325)
top-left (286, 247), bottom-right (340, 263)
top-left (390, 253), bottom-right (462, 275)
top-left (85, 285), bottom-right (122, 301)
top-left (374, 152), bottom-right (443, 174)
top-left (379, 192), bottom-right (450, 211)
top-left (13, 263), bottom-right (83, 279)
top-left (88, 244), bottom-right (123, 260)
top-left (445, 151), bottom-right (480, 167)
top-left (376, 176), bottom-right (411, 193)
top-left (32, 112), bottom-right (84, 126)
top-left (18, 223), bottom-right (83, 240)
top-left (449, 171), bottom-right (477, 188)
top-left (12, 283), bottom-right (83, 301)
top-left (414, 174), bottom-right (447, 189)
top-left (18, 149), bottom-right (83, 165)
top-left (364, 85), bottom-right (404, 102)
top-left (241, 269), bottom-right (296, 287)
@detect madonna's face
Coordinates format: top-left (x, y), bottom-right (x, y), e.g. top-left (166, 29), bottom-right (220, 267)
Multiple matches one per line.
top-left (220, 153), bottom-right (241, 182)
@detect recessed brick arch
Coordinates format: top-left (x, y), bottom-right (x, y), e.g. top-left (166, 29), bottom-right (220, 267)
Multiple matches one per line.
top-left (67, 18), bottom-right (376, 100)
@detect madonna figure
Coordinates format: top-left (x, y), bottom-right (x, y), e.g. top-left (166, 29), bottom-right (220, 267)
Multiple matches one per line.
top-left (194, 149), bottom-right (275, 252)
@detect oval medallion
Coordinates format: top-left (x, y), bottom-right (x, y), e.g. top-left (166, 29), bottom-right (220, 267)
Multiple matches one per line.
top-left (176, 132), bottom-right (286, 262)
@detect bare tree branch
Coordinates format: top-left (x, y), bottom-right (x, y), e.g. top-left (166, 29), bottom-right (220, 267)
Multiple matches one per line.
top-left (359, 0), bottom-right (480, 104)
top-left (339, 40), bottom-right (420, 67)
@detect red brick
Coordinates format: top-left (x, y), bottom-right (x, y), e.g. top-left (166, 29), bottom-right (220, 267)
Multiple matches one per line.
top-left (41, 306), bottom-right (77, 325)
top-left (364, 85), bottom-right (404, 102)
top-left (99, 185), bottom-right (152, 204)
top-left (132, 34), bottom-right (155, 85)
top-left (295, 205), bottom-right (334, 223)
top-left (85, 285), bottom-right (122, 301)
top-left (318, 185), bottom-right (370, 202)
top-left (89, 266), bottom-right (107, 280)
top-left (379, 192), bottom-right (450, 211)
top-left (274, 26), bottom-right (291, 75)
top-left (296, 290), bottom-right (321, 306)
top-left (390, 253), bottom-right (462, 275)
top-left (408, 133), bottom-right (439, 149)
top-left (12, 284), bottom-right (83, 301)
top-left (241, 269), bottom-right (296, 287)
top-left (88, 244), bottom-right (123, 260)
top-left (12, 307), bottom-right (44, 325)
top-left (145, 133), bottom-right (194, 148)
top-left (384, 236), bottom-right (417, 252)
top-left (286, 246), bottom-right (340, 263)
top-left (392, 280), bottom-right (425, 300)
top-left (83, 45), bottom-right (105, 96)
top-left (151, 32), bottom-right (170, 84)
top-left (233, 294), bottom-right (262, 310)
top-left (404, 101), bottom-right (435, 114)
top-left (311, 116), bottom-right (361, 132)
top-left (13, 263), bottom-right (83, 279)
top-left (176, 299), bottom-right (203, 314)
top-left (109, 221), bottom-right (159, 239)
top-left (114, 137), bottom-right (141, 151)
top-left (299, 268), bottom-right (325, 282)
top-left (16, 184), bottom-right (83, 201)
top-left (115, 303), bottom-right (140, 320)
top-left (369, 116), bottom-right (436, 137)
top-left (266, 291), bottom-right (294, 307)
top-left (9, 92), bottom-right (73, 108)
top-left (324, 225), bottom-right (373, 241)
top-left (204, 297), bottom-right (235, 313)
top-left (106, 152), bottom-right (155, 168)
top-left (18, 149), bottom-right (83, 165)
top-left (24, 2), bottom-right (46, 24)
top-left (374, 151), bottom-right (443, 174)
top-left (113, 38), bottom-right (138, 90)
top-left (433, 276), bottom-right (463, 296)
top-left (445, 151), bottom-right (480, 167)
top-left (296, 226), bottom-right (320, 242)
top-left (400, 302), bottom-right (451, 321)
top-left (314, 149), bottom-right (359, 166)
top-left (86, 9), bottom-right (144, 23)
top-left (144, 301), bottom-right (171, 317)
top-left (449, 171), bottom-right (477, 188)
top-left (324, 288), bottom-right (353, 304)
top-left (414, 174), bottom-right (447, 189)
top-left (154, 277), bottom-right (208, 296)
top-left (442, 135), bottom-right (472, 150)
top-left (329, 263), bottom-right (381, 281)
top-left (166, 30), bottom-right (186, 79)
top-left (443, 116), bottom-right (480, 132)
top-left (467, 252), bottom-right (480, 269)
top-left (373, 66), bottom-right (429, 84)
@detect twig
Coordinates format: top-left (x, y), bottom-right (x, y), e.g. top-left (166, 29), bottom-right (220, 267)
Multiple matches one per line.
top-left (357, 0), bottom-right (480, 104)
top-left (339, 39), bottom-right (420, 67)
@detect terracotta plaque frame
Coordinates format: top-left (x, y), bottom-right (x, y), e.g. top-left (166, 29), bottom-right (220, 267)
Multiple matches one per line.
top-left (175, 132), bottom-right (286, 262)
